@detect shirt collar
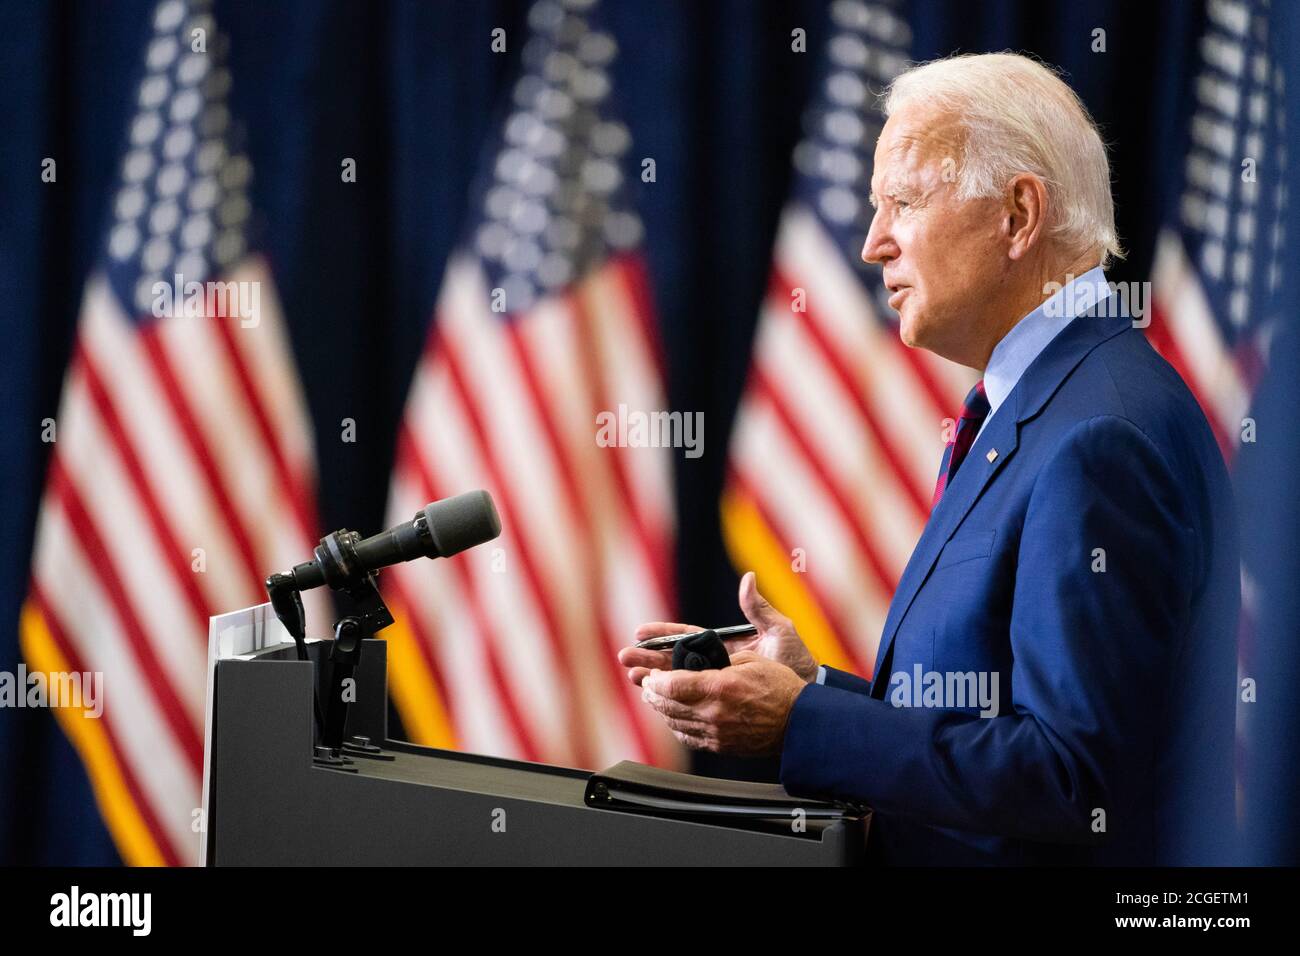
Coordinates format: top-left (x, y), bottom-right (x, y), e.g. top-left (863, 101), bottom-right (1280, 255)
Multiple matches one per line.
top-left (982, 266), bottom-right (1111, 418)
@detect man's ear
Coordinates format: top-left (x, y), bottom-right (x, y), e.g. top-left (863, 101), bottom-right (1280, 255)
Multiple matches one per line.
top-left (1005, 173), bottom-right (1048, 261)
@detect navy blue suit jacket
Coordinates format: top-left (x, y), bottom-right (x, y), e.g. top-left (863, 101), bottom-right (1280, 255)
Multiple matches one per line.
top-left (779, 308), bottom-right (1240, 865)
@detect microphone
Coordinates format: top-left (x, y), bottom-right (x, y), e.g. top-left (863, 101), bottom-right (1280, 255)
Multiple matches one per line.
top-left (278, 490), bottom-right (502, 593)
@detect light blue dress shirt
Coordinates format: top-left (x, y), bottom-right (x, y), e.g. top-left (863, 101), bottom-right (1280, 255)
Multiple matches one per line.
top-left (813, 266), bottom-right (1112, 685)
top-left (974, 266), bottom-right (1111, 443)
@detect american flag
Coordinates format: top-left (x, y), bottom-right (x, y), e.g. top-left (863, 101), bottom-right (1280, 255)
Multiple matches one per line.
top-left (1149, 0), bottom-right (1286, 458)
top-left (722, 0), bottom-right (972, 677)
top-left (20, 0), bottom-right (325, 865)
top-left (1147, 0), bottom-right (1288, 817)
top-left (381, 0), bottom-right (680, 769)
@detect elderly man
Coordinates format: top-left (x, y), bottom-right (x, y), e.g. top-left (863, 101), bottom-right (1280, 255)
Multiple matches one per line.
top-left (620, 53), bottom-right (1239, 865)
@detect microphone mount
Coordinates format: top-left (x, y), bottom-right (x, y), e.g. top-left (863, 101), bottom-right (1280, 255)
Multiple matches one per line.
top-left (264, 491), bottom-right (500, 768)
top-left (266, 525), bottom-right (398, 766)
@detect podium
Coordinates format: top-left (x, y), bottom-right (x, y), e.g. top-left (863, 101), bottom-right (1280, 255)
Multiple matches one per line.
top-left (201, 604), bottom-right (868, 866)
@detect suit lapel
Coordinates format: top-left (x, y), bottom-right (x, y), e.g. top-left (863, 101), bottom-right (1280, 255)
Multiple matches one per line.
top-left (869, 309), bottom-right (1132, 687)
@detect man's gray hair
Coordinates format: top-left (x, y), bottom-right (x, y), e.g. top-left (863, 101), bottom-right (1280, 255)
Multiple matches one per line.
top-left (883, 52), bottom-right (1124, 268)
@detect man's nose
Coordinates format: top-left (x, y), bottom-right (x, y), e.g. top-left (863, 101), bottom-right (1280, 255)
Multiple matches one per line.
top-left (861, 210), bottom-right (895, 266)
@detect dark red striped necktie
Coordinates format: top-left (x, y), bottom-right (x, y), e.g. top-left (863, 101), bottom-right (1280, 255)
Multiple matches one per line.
top-left (932, 380), bottom-right (990, 506)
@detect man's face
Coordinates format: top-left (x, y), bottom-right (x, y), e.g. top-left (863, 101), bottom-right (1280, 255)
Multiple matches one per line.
top-left (862, 102), bottom-right (1007, 366)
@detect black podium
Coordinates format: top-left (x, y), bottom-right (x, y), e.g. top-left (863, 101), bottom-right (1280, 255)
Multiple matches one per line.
top-left (201, 632), bottom-right (868, 866)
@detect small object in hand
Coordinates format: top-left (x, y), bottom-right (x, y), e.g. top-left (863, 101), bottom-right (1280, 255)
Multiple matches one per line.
top-left (671, 629), bottom-right (731, 671)
top-left (634, 623), bottom-right (756, 651)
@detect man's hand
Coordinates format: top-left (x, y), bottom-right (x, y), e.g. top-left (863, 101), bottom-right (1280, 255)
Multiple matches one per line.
top-left (640, 651), bottom-right (807, 756)
top-left (617, 571), bottom-right (820, 686)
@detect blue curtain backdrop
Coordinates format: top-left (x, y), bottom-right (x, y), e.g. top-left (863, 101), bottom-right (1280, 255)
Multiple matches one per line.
top-left (4, 0), bottom-right (1293, 865)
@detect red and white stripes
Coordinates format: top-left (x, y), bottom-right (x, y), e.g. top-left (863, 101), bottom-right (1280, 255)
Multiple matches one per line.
top-left (384, 252), bottom-right (681, 770)
top-left (26, 257), bottom-right (325, 865)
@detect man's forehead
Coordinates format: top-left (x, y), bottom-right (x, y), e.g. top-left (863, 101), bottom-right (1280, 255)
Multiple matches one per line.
top-left (870, 109), bottom-right (963, 190)
top-left (877, 110), bottom-right (965, 163)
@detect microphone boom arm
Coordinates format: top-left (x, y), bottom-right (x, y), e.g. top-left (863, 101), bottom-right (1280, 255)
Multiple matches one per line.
top-left (266, 526), bottom-right (397, 762)
top-left (263, 491), bottom-right (500, 763)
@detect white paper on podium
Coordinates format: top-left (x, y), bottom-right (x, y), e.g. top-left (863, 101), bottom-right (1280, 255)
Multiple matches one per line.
top-left (198, 602), bottom-right (318, 866)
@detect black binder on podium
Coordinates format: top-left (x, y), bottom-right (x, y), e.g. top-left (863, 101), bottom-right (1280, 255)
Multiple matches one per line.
top-left (200, 603), bottom-right (869, 866)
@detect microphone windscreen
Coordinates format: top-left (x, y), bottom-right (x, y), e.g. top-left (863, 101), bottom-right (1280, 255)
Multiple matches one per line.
top-left (671, 630), bottom-right (731, 671)
top-left (423, 490), bottom-right (502, 557)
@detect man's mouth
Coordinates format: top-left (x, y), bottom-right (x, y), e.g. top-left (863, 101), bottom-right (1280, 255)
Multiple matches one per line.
top-left (887, 285), bottom-right (910, 309)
